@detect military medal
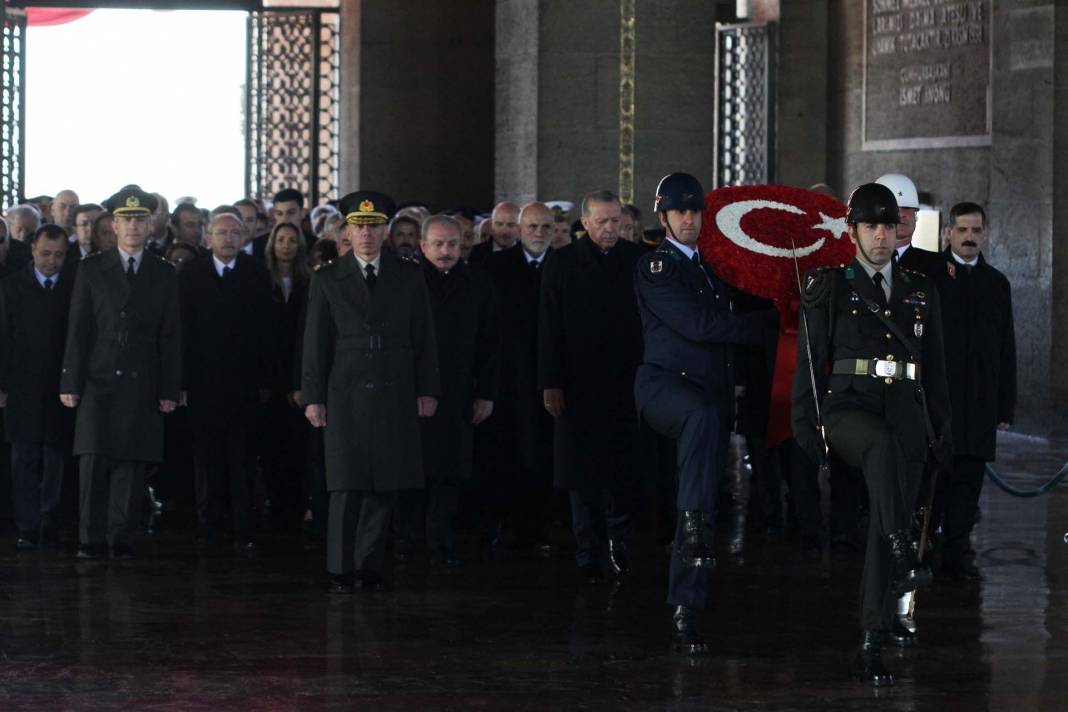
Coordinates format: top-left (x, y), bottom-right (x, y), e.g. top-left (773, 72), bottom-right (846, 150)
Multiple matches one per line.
top-left (914, 322), bottom-right (924, 337)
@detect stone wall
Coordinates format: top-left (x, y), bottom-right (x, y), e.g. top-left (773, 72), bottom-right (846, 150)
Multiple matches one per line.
top-left (357, 0), bottom-right (495, 210)
top-left (823, 0), bottom-right (1058, 413)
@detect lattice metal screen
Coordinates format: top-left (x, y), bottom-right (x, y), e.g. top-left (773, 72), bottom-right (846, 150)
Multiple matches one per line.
top-left (714, 22), bottom-right (775, 188)
top-left (246, 10), bottom-right (341, 205)
top-left (0, 8), bottom-right (26, 210)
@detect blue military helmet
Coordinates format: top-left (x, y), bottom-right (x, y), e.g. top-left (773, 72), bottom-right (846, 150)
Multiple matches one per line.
top-left (653, 173), bottom-right (705, 214)
top-left (846, 182), bottom-right (900, 225)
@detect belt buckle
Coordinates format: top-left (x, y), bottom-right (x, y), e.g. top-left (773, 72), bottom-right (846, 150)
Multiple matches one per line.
top-left (874, 359), bottom-right (897, 378)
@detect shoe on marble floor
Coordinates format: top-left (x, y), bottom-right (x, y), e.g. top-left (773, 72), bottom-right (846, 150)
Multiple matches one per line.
top-left (671, 605), bottom-right (709, 656)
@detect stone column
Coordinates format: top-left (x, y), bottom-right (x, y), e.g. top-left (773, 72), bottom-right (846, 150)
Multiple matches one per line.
top-left (988, 1), bottom-right (1055, 414)
top-left (339, 0), bottom-right (361, 193)
top-left (495, 0), bottom-right (539, 204)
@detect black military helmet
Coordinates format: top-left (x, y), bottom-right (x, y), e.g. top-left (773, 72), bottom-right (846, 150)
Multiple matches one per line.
top-left (653, 173), bottom-right (705, 214)
top-left (846, 182), bottom-right (899, 225)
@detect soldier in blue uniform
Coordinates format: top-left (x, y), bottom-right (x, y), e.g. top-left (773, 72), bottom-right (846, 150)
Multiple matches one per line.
top-left (792, 183), bottom-right (953, 686)
top-left (633, 173), bottom-right (777, 655)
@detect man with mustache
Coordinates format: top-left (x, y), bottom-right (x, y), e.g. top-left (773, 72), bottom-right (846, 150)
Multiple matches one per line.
top-left (931, 202), bottom-right (1016, 580)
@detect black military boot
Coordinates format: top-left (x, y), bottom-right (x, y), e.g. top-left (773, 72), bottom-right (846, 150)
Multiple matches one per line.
top-left (677, 511), bottom-right (715, 568)
top-left (854, 629), bottom-right (895, 686)
top-left (671, 605), bottom-right (709, 656)
top-left (889, 615), bottom-right (916, 648)
top-left (887, 529), bottom-right (932, 596)
top-left (608, 539), bottom-right (629, 577)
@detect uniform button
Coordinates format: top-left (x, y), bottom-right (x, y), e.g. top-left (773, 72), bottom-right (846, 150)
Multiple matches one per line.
top-left (885, 333), bottom-right (892, 339)
top-left (886, 354), bottom-right (894, 361)
top-left (884, 377), bottom-right (893, 385)
top-left (680, 371), bottom-right (687, 377)
top-left (120, 311), bottom-right (126, 318)
top-left (884, 309), bottom-right (892, 317)
top-left (826, 389), bottom-right (833, 395)
top-left (365, 383), bottom-right (374, 389)
top-left (115, 369), bottom-right (123, 376)
top-left (851, 309), bottom-right (858, 315)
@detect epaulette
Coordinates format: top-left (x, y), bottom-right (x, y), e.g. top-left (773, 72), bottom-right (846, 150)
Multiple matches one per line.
top-left (313, 259), bottom-right (335, 272)
top-left (800, 264), bottom-right (840, 308)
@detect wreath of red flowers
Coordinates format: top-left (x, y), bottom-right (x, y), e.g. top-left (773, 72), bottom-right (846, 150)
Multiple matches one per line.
top-left (695, 185), bottom-right (854, 445)
top-left (698, 185), bottom-right (853, 301)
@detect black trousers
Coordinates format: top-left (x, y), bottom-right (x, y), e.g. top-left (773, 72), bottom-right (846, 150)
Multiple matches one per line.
top-left (933, 455), bottom-right (987, 564)
top-left (568, 486), bottom-right (632, 567)
top-left (11, 441), bottom-right (65, 538)
top-left (824, 408), bottom-right (923, 631)
top-left (394, 482), bottom-right (461, 556)
top-left (79, 455), bottom-right (149, 548)
top-left (193, 419), bottom-right (256, 542)
top-left (637, 372), bottom-right (729, 608)
top-left (327, 490), bottom-right (397, 576)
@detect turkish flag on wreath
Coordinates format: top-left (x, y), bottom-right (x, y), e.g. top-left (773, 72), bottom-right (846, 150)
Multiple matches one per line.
top-left (698, 185), bottom-right (853, 445)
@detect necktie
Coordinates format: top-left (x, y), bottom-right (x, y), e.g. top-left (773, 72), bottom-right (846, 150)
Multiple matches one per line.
top-left (44, 277), bottom-right (53, 291)
top-left (691, 252), bottom-right (714, 287)
top-left (872, 271), bottom-right (888, 306)
top-left (530, 259), bottom-right (540, 271)
top-left (891, 250), bottom-right (899, 266)
top-left (222, 266), bottom-right (232, 279)
top-left (126, 256), bottom-right (136, 284)
top-left (365, 263), bottom-right (377, 294)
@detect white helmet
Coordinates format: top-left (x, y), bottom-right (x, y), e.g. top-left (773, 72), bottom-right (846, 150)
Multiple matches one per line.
top-left (874, 173), bottom-right (919, 209)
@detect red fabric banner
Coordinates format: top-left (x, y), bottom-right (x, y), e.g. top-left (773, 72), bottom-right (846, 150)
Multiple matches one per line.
top-left (26, 9), bottom-right (95, 27)
top-left (698, 185), bottom-right (853, 445)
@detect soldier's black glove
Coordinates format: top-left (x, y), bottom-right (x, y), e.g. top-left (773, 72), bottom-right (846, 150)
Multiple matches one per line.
top-left (929, 436), bottom-right (954, 472)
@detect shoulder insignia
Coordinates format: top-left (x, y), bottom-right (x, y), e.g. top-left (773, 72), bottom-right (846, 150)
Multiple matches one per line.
top-left (801, 265), bottom-right (838, 309)
top-left (650, 259), bottom-right (663, 274)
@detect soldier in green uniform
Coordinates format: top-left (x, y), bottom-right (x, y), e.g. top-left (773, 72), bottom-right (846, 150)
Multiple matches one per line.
top-left (792, 183), bottom-right (952, 686)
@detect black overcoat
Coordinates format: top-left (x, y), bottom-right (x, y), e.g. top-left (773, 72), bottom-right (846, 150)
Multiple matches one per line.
top-left (934, 252), bottom-right (1016, 460)
top-left (60, 249), bottom-right (182, 462)
top-left (479, 246), bottom-right (553, 472)
top-left (419, 258), bottom-right (500, 483)
top-left (301, 251), bottom-right (440, 492)
top-left (539, 236), bottom-right (643, 490)
top-left (0, 265), bottom-right (75, 444)
top-left (179, 253), bottom-right (273, 431)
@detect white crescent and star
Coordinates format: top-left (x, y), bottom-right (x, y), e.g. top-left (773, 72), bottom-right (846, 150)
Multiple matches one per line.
top-left (714, 199), bottom-right (847, 258)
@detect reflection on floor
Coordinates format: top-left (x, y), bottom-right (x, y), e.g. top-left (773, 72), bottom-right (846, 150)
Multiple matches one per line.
top-left (0, 429), bottom-right (1065, 711)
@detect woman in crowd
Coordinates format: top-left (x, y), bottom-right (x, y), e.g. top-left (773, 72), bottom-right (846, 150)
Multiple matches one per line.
top-left (261, 222), bottom-right (313, 532)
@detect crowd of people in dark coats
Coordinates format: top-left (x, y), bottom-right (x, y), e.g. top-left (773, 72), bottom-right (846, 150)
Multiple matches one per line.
top-left (0, 175), bottom-right (1015, 605)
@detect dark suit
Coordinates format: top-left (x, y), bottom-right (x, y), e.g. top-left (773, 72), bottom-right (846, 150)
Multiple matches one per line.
top-left (0, 266), bottom-right (74, 541)
top-left (478, 246), bottom-right (554, 545)
top-left (61, 248), bottom-right (181, 549)
top-left (793, 258), bottom-right (951, 630)
top-left (932, 251), bottom-right (1016, 566)
top-left (467, 239), bottom-right (516, 265)
top-left (302, 251), bottom-right (440, 578)
top-left (180, 252), bottom-right (273, 543)
top-left (539, 236), bottom-right (643, 566)
top-left (260, 277), bottom-right (309, 521)
top-left (895, 244), bottom-right (944, 278)
top-left (394, 258), bottom-right (499, 557)
top-left (634, 240), bottom-right (773, 607)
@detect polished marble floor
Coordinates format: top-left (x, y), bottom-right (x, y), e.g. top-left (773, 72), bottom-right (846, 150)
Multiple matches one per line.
top-left (0, 429), bottom-right (1065, 711)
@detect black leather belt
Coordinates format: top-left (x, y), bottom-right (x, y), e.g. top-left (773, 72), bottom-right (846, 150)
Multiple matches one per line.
top-left (832, 358), bottom-right (918, 381)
